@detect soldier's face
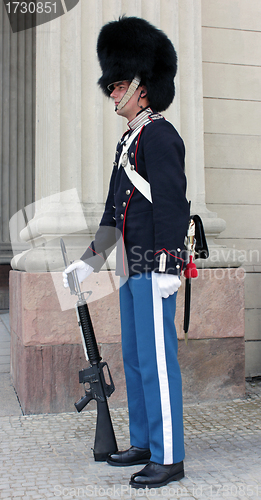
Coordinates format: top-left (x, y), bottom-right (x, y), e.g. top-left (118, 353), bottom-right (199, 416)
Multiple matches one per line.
top-left (109, 81), bottom-right (146, 121)
top-left (109, 80), bottom-right (130, 102)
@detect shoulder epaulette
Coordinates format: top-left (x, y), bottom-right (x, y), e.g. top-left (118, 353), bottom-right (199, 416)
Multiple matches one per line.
top-left (148, 112), bottom-right (164, 122)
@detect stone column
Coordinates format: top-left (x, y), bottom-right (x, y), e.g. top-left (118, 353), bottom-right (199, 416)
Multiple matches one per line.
top-left (0, 4), bottom-right (35, 308)
top-left (0, 3), bottom-right (35, 264)
top-left (81, 0), bottom-right (104, 230)
top-left (10, 2), bottom-right (89, 272)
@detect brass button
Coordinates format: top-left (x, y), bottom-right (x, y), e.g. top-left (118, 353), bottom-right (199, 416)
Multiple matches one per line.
top-left (130, 165), bottom-right (135, 170)
top-left (122, 202), bottom-right (126, 207)
top-left (126, 190), bottom-right (131, 195)
top-left (113, 161), bottom-right (117, 166)
top-left (131, 152), bottom-right (134, 158)
top-left (177, 248), bottom-right (181, 252)
top-left (120, 214), bottom-right (124, 220)
top-left (176, 264), bottom-right (180, 269)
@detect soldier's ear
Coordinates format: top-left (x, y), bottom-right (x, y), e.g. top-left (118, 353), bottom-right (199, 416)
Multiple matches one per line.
top-left (140, 86), bottom-right (148, 98)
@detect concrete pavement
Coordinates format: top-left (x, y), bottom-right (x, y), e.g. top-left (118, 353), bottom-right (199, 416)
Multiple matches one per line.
top-left (1, 313), bottom-right (261, 500)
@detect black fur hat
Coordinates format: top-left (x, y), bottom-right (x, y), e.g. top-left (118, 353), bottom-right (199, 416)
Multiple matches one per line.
top-left (97, 16), bottom-right (177, 112)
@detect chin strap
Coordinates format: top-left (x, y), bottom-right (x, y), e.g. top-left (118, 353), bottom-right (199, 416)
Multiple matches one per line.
top-left (116, 76), bottom-right (141, 111)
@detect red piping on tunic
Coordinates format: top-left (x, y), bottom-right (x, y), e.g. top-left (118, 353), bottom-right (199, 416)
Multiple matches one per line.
top-left (154, 249), bottom-right (185, 270)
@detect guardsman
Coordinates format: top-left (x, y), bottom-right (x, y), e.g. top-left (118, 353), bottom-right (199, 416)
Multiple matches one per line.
top-left (64, 16), bottom-right (190, 489)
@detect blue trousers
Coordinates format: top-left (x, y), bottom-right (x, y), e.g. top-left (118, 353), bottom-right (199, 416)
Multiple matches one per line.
top-left (119, 272), bottom-right (185, 465)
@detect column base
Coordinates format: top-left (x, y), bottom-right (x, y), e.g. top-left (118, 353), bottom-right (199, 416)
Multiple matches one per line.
top-left (9, 270), bottom-right (126, 414)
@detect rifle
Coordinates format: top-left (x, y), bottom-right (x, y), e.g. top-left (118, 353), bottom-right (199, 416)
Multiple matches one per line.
top-left (60, 239), bottom-right (118, 461)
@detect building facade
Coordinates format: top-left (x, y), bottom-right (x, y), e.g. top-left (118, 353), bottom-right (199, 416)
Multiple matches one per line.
top-left (0, 0), bottom-right (260, 411)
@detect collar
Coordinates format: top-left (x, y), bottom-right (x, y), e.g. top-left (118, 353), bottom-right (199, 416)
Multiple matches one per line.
top-left (128, 107), bottom-right (153, 130)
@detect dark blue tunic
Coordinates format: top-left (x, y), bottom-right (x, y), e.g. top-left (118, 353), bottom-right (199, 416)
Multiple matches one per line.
top-left (81, 113), bottom-right (190, 277)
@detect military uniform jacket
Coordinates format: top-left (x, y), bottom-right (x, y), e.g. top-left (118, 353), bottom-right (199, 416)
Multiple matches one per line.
top-left (81, 109), bottom-right (190, 277)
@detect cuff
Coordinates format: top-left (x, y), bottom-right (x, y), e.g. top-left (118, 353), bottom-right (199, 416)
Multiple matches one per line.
top-left (154, 248), bottom-right (185, 275)
top-left (81, 244), bottom-right (105, 273)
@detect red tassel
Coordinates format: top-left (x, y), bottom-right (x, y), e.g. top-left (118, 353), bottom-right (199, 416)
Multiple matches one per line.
top-left (184, 255), bottom-right (198, 279)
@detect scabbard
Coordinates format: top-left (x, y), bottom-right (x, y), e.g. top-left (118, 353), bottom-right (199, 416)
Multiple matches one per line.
top-left (183, 277), bottom-right (191, 335)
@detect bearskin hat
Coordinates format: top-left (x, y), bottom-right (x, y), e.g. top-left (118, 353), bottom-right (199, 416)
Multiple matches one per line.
top-left (97, 16), bottom-right (177, 112)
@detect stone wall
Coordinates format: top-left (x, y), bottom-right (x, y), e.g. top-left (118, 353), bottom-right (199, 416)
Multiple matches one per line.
top-left (10, 269), bottom-right (245, 414)
top-left (202, 0), bottom-right (261, 376)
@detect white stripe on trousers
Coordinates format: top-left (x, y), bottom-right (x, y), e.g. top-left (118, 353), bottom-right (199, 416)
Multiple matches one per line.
top-left (151, 271), bottom-right (173, 464)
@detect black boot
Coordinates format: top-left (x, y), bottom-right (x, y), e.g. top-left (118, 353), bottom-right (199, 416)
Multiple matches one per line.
top-left (107, 446), bottom-right (151, 466)
top-left (130, 460), bottom-right (184, 488)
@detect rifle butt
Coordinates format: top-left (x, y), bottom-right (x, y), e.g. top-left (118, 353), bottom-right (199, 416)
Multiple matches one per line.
top-left (93, 399), bottom-right (118, 461)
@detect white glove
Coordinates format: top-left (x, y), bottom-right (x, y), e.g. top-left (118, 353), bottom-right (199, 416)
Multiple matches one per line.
top-left (63, 260), bottom-right (94, 288)
top-left (155, 273), bottom-right (181, 298)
